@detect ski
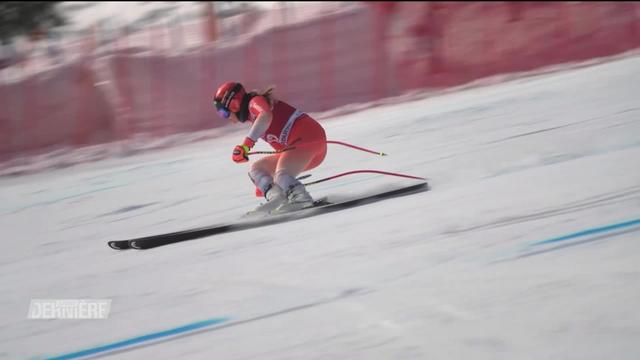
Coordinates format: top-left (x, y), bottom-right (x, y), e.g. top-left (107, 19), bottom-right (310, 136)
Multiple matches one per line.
top-left (108, 181), bottom-right (429, 251)
top-left (107, 198), bottom-right (332, 250)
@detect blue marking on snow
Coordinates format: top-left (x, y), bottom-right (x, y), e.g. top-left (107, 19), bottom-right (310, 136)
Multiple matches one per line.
top-left (530, 217), bottom-right (640, 247)
top-left (44, 317), bottom-right (231, 360)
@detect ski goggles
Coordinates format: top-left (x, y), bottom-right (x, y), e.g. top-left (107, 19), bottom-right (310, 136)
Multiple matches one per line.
top-left (214, 100), bottom-right (231, 119)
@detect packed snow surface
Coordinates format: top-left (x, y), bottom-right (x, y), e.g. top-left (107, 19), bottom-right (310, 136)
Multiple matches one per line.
top-left (1, 55), bottom-right (639, 359)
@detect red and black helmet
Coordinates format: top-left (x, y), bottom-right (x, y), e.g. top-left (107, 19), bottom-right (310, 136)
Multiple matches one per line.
top-left (213, 81), bottom-right (246, 120)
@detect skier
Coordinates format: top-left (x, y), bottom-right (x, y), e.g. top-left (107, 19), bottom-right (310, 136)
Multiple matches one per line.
top-left (213, 81), bottom-right (328, 214)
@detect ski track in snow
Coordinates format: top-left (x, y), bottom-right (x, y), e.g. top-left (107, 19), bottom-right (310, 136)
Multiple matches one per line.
top-left (1, 55), bottom-right (640, 359)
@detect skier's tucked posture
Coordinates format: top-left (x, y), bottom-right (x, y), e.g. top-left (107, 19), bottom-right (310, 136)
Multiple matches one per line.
top-left (213, 82), bottom-right (327, 214)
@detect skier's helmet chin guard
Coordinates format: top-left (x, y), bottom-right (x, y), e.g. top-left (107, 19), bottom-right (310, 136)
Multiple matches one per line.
top-left (213, 82), bottom-right (245, 121)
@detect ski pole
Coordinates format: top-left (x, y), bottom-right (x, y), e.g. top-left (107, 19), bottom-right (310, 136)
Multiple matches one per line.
top-left (303, 170), bottom-right (426, 186)
top-left (247, 147), bottom-right (296, 156)
top-left (247, 140), bottom-right (387, 157)
top-left (325, 141), bottom-right (387, 156)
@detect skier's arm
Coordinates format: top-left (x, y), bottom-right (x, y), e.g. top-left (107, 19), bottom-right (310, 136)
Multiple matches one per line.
top-left (246, 96), bottom-right (272, 142)
top-left (231, 96), bottom-right (272, 163)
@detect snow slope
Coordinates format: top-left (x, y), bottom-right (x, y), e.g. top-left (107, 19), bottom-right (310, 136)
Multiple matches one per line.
top-left (1, 54), bottom-right (640, 360)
